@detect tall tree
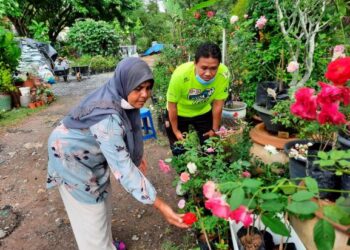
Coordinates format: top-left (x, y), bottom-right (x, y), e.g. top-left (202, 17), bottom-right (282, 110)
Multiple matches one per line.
top-left (2, 0), bottom-right (141, 43)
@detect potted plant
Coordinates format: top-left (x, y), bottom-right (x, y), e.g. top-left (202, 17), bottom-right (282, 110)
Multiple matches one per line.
top-left (0, 63), bottom-right (15, 111)
top-left (285, 57), bottom-right (350, 198)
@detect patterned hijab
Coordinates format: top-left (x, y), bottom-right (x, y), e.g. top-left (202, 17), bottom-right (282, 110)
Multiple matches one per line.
top-left (63, 57), bottom-right (153, 166)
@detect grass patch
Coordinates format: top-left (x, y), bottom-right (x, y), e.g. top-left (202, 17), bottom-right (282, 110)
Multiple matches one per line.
top-left (0, 106), bottom-right (46, 127)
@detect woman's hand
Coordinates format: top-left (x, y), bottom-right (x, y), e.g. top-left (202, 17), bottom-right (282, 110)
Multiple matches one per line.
top-left (139, 158), bottom-right (147, 175)
top-left (174, 130), bottom-right (184, 141)
top-left (153, 197), bottom-right (190, 229)
top-left (203, 129), bottom-right (216, 138)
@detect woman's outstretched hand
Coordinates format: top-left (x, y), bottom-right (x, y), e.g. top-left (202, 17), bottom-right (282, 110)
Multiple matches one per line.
top-left (153, 197), bottom-right (190, 229)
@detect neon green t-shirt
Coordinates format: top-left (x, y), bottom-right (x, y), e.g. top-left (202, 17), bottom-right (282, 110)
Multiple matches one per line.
top-left (166, 62), bottom-right (229, 117)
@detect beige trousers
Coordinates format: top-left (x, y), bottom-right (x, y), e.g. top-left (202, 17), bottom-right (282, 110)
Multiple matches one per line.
top-left (58, 185), bottom-right (116, 250)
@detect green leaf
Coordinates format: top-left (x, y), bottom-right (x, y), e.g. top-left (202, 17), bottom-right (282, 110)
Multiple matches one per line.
top-left (164, 158), bottom-right (172, 163)
top-left (219, 182), bottom-right (240, 193)
top-left (242, 198), bottom-right (257, 209)
top-left (305, 177), bottom-right (319, 194)
top-left (330, 150), bottom-right (345, 160)
top-left (281, 185), bottom-right (296, 195)
top-left (291, 191), bottom-right (315, 202)
top-left (261, 215), bottom-right (290, 237)
top-left (323, 205), bottom-right (350, 225)
top-left (319, 160), bottom-right (335, 167)
top-left (260, 200), bottom-right (285, 212)
top-left (189, 0), bottom-right (218, 12)
top-left (336, 197), bottom-right (350, 214)
top-left (229, 187), bottom-right (244, 210)
top-left (287, 201), bottom-right (318, 215)
top-left (242, 179), bottom-right (262, 189)
top-left (318, 151), bottom-right (329, 160)
top-left (260, 192), bottom-right (279, 200)
top-left (339, 160), bottom-right (350, 167)
top-left (313, 219), bottom-right (335, 250)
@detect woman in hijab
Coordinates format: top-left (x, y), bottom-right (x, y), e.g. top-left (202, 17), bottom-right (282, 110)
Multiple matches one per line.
top-left (47, 58), bottom-right (189, 250)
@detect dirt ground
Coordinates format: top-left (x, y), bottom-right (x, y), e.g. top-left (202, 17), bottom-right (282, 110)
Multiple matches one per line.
top-left (0, 70), bottom-right (195, 250)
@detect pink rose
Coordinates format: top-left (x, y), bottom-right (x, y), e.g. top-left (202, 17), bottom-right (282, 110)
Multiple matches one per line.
top-left (180, 172), bottom-right (190, 183)
top-left (158, 160), bottom-right (171, 173)
top-left (203, 181), bottom-right (221, 199)
top-left (205, 197), bottom-right (230, 219)
top-left (241, 171), bottom-right (251, 178)
top-left (255, 16), bottom-right (267, 29)
top-left (317, 102), bottom-right (347, 125)
top-left (287, 61), bottom-right (299, 73)
top-left (207, 11), bottom-right (215, 18)
top-left (229, 205), bottom-right (253, 228)
top-left (230, 15), bottom-right (239, 24)
top-left (206, 147), bottom-right (215, 153)
top-left (178, 199), bottom-right (186, 209)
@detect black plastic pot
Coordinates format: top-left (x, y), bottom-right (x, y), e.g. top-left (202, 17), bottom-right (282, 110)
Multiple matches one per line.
top-left (253, 104), bottom-right (294, 135)
top-left (341, 174), bottom-right (350, 197)
top-left (237, 226), bottom-right (266, 250)
top-left (338, 130), bottom-right (350, 150)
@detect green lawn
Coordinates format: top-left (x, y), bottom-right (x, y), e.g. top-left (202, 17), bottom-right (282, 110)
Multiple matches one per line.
top-left (0, 106), bottom-right (46, 127)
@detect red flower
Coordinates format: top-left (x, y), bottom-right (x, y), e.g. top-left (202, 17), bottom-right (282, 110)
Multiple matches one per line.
top-left (205, 197), bottom-right (230, 219)
top-left (182, 212), bottom-right (197, 225)
top-left (194, 12), bottom-right (201, 19)
top-left (325, 57), bottom-right (350, 86)
top-left (290, 87), bottom-right (317, 120)
top-left (233, 112), bottom-right (239, 118)
top-left (229, 205), bottom-right (253, 228)
top-left (316, 82), bottom-right (343, 105)
top-left (206, 11), bottom-right (215, 18)
top-left (317, 102), bottom-right (347, 125)
top-left (341, 87), bottom-right (350, 106)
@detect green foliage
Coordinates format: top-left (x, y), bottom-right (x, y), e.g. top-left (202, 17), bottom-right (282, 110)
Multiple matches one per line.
top-left (4, 0), bottom-right (141, 43)
top-left (271, 99), bottom-right (305, 130)
top-left (67, 19), bottom-right (119, 56)
top-left (89, 56), bottom-right (119, 73)
top-left (314, 149), bottom-right (350, 175)
top-left (313, 219), bottom-right (335, 250)
top-left (0, 63), bottom-right (15, 93)
top-left (0, 26), bottom-right (21, 71)
top-left (28, 20), bottom-right (49, 42)
top-left (231, 0), bottom-right (251, 17)
top-left (0, 106), bottom-right (46, 126)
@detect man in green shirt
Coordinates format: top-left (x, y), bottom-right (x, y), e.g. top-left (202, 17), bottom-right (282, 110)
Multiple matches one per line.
top-left (166, 42), bottom-right (229, 155)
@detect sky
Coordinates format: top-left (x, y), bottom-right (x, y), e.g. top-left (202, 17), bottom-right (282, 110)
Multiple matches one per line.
top-left (143, 0), bottom-right (165, 12)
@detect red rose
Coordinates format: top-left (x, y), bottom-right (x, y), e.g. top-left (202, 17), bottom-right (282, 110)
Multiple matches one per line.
top-left (182, 212), bottom-right (197, 225)
top-left (290, 87), bottom-right (317, 120)
top-left (207, 11), bottom-right (215, 18)
top-left (317, 102), bottom-right (347, 125)
top-left (341, 87), bottom-right (350, 105)
top-left (325, 57), bottom-right (350, 86)
top-left (316, 82), bottom-right (343, 105)
top-left (194, 12), bottom-right (201, 19)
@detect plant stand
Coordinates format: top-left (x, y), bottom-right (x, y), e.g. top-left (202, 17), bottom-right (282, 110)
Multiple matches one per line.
top-left (249, 123), bottom-right (297, 164)
top-left (230, 217), bottom-right (306, 250)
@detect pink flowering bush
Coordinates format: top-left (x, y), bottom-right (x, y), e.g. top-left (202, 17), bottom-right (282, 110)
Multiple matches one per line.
top-left (290, 57), bottom-right (350, 146)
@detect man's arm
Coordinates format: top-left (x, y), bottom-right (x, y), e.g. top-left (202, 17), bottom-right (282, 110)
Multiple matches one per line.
top-left (212, 99), bottom-right (225, 131)
top-left (167, 101), bottom-right (184, 140)
top-left (203, 99), bottom-right (225, 137)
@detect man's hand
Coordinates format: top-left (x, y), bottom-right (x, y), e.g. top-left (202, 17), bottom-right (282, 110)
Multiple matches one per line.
top-left (203, 129), bottom-right (216, 138)
top-left (139, 159), bottom-right (147, 175)
top-left (174, 130), bottom-right (184, 141)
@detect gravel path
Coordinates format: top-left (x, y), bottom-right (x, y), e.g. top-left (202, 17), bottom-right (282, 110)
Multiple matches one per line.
top-left (51, 73), bottom-right (113, 97)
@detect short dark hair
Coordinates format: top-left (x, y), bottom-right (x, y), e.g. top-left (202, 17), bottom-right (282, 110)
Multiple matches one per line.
top-left (194, 42), bottom-right (222, 63)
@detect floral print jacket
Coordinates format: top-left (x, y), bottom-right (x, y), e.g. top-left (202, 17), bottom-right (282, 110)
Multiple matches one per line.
top-left (47, 114), bottom-right (156, 204)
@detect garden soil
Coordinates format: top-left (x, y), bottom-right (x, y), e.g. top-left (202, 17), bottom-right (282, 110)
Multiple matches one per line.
top-left (0, 67), bottom-right (195, 249)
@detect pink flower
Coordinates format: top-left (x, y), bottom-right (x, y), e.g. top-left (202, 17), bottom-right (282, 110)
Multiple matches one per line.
top-left (317, 82), bottom-right (343, 105)
top-left (230, 15), bottom-right (239, 24)
top-left (233, 112), bottom-right (239, 118)
top-left (255, 16), bottom-right (267, 29)
top-left (317, 102), bottom-right (347, 125)
top-left (178, 199), bottom-right (186, 209)
top-left (341, 87), bottom-right (350, 105)
top-left (207, 11), bottom-right (215, 18)
top-left (203, 181), bottom-right (221, 199)
top-left (229, 205), bottom-right (253, 228)
top-left (241, 171), bottom-right (251, 178)
top-left (334, 45), bottom-right (345, 53)
top-left (158, 160), bottom-right (171, 173)
top-left (194, 12), bottom-right (201, 19)
top-left (287, 61), bottom-right (299, 73)
top-left (205, 197), bottom-right (231, 219)
top-left (290, 87), bottom-right (317, 120)
top-left (206, 147), bottom-right (215, 153)
top-left (180, 172), bottom-right (190, 183)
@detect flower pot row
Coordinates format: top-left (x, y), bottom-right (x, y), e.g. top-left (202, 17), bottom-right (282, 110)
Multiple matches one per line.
top-left (28, 100), bottom-right (45, 109)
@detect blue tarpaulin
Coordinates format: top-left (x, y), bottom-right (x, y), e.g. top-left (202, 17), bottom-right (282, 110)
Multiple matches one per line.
top-left (143, 43), bottom-right (164, 56)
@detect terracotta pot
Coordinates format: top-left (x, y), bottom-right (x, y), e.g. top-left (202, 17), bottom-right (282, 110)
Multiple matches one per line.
top-left (28, 102), bottom-right (36, 109)
top-left (23, 79), bottom-right (34, 88)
